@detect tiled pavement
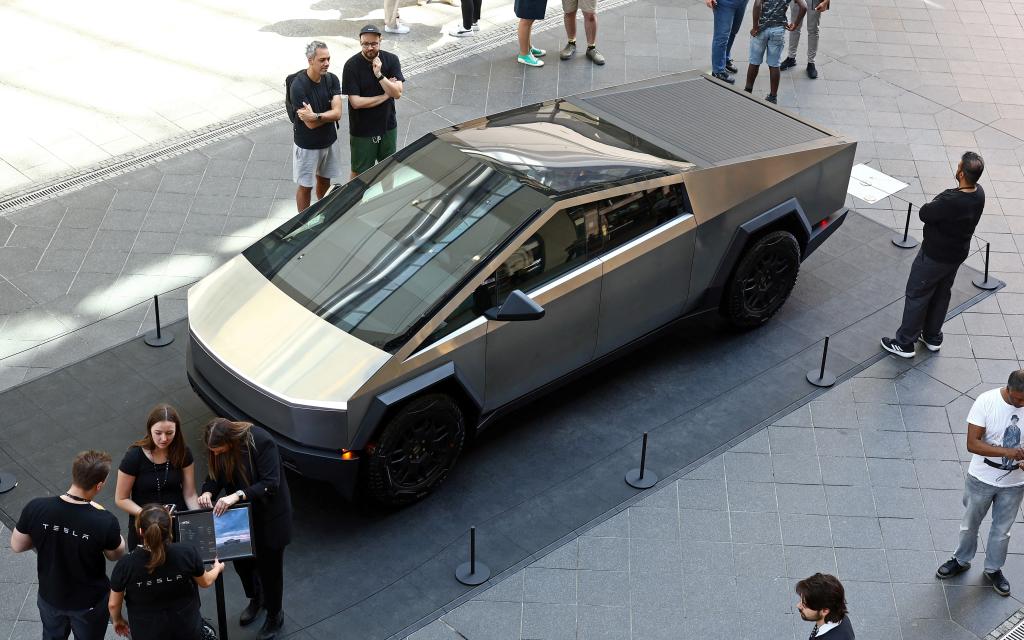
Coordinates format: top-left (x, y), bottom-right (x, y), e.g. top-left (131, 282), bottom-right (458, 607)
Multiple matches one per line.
top-left (404, 308), bottom-right (1024, 640)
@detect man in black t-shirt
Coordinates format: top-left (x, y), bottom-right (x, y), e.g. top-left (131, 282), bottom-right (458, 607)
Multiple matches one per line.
top-left (342, 25), bottom-right (405, 179)
top-left (882, 151), bottom-right (986, 358)
top-left (10, 450), bottom-right (125, 640)
top-left (291, 40), bottom-right (344, 212)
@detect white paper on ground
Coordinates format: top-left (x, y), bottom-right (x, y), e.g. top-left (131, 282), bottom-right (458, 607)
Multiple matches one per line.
top-left (847, 163), bottom-right (910, 204)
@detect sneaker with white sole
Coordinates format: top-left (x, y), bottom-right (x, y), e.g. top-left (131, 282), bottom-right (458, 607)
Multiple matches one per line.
top-left (471, 21), bottom-right (479, 31)
top-left (517, 53), bottom-right (544, 67)
top-left (530, 46), bottom-right (546, 57)
top-left (449, 26), bottom-right (473, 37)
top-left (918, 335), bottom-right (942, 352)
top-left (385, 22), bottom-right (410, 34)
top-left (881, 337), bottom-right (915, 358)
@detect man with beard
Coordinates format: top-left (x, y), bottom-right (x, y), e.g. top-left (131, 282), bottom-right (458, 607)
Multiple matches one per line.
top-left (795, 574), bottom-right (854, 638)
top-left (342, 25), bottom-right (405, 179)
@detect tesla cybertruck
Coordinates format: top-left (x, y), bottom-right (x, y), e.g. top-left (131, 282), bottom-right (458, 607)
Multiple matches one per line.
top-left (187, 71), bottom-right (856, 505)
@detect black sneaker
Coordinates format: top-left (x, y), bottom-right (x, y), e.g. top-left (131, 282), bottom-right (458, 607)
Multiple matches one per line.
top-left (711, 71), bottom-right (735, 84)
top-left (765, 93), bottom-right (778, 104)
top-left (806, 63), bottom-right (818, 79)
top-left (936, 557), bottom-right (969, 579)
top-left (881, 337), bottom-right (915, 359)
top-left (918, 334), bottom-right (942, 352)
top-left (985, 570), bottom-right (1011, 596)
top-left (725, 58), bottom-right (738, 74)
top-left (780, 56), bottom-right (797, 71)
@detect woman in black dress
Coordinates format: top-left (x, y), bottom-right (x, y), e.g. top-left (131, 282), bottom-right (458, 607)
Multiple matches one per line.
top-left (109, 504), bottom-right (225, 640)
top-left (198, 418), bottom-right (292, 640)
top-left (115, 404), bottom-right (200, 549)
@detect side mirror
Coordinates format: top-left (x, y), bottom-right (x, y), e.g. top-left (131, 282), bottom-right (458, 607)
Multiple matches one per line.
top-left (484, 289), bottom-right (545, 322)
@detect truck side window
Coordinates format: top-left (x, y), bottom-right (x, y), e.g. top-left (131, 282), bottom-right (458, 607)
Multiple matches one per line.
top-left (596, 185), bottom-right (687, 254)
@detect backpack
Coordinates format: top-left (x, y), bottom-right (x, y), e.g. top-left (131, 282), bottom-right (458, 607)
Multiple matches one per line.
top-left (285, 70), bottom-right (340, 129)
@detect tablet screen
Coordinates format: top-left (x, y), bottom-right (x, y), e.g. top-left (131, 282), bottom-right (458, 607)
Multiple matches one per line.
top-left (174, 505), bottom-right (254, 562)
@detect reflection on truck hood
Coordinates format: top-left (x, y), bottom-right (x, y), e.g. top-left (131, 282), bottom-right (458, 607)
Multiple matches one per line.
top-left (187, 255), bottom-right (392, 409)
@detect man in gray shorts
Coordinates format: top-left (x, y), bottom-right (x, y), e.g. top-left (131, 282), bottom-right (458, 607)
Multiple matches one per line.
top-left (290, 40), bottom-right (344, 211)
top-left (559, 0), bottom-right (605, 64)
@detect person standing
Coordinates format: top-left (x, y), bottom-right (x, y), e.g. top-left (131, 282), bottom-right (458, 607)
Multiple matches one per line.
top-left (291, 40), bottom-right (344, 212)
top-left (115, 404), bottom-right (199, 550)
top-left (558, 0), bottom-right (604, 65)
top-left (936, 371), bottom-right (1024, 596)
top-left (384, 0), bottom-right (411, 33)
top-left (706, 0), bottom-right (749, 84)
top-left (450, 0), bottom-right (483, 37)
top-left (881, 151), bottom-right (986, 358)
top-left (514, 0), bottom-right (548, 67)
top-left (795, 574), bottom-right (855, 638)
top-left (343, 25), bottom-right (405, 179)
top-left (198, 419), bottom-right (293, 640)
top-left (743, 0), bottom-right (805, 104)
top-left (779, 0), bottom-right (829, 78)
top-left (9, 450), bottom-right (126, 640)
top-left (109, 505), bottom-right (225, 640)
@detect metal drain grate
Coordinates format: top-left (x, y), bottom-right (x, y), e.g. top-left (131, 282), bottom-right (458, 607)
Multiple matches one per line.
top-left (990, 608), bottom-right (1024, 640)
top-left (0, 0), bottom-right (643, 216)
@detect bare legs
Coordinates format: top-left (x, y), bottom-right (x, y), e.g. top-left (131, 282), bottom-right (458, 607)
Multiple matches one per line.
top-left (518, 19), bottom-right (535, 56)
top-left (563, 10), bottom-right (597, 46)
top-left (744, 65), bottom-right (781, 95)
top-left (295, 176), bottom-right (332, 212)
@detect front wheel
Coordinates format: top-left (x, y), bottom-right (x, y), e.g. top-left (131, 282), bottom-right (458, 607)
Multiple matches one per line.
top-left (365, 394), bottom-right (465, 506)
top-left (723, 230), bottom-right (801, 329)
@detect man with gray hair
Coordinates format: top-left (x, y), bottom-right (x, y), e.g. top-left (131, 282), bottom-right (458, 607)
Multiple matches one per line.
top-left (936, 370), bottom-right (1024, 597)
top-left (289, 40), bottom-right (343, 211)
top-left (882, 151), bottom-right (985, 358)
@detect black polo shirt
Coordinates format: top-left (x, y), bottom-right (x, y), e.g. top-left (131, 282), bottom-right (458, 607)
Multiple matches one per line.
top-left (342, 50), bottom-right (404, 138)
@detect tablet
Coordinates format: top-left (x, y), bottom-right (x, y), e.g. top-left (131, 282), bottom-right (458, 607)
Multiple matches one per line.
top-left (174, 505), bottom-right (254, 563)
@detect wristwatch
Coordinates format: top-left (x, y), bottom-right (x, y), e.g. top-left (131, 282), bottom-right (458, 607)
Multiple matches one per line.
top-left (375, 74), bottom-right (384, 81)
top-left (234, 490), bottom-right (246, 501)
top-left (316, 112), bottom-right (322, 122)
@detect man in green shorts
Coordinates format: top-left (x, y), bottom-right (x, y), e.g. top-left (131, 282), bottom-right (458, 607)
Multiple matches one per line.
top-left (342, 25), bottom-right (405, 178)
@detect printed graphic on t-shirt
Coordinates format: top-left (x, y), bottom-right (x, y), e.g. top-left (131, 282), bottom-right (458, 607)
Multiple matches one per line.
top-left (1002, 415), bottom-right (1021, 470)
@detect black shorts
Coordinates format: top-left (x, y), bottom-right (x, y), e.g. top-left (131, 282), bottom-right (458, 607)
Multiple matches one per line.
top-left (514, 0), bottom-right (548, 19)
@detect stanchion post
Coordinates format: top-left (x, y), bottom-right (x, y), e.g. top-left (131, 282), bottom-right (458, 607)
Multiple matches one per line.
top-left (892, 202), bottom-right (919, 249)
top-left (215, 573), bottom-right (229, 640)
top-left (973, 242), bottom-right (1000, 291)
top-left (625, 432), bottom-right (658, 489)
top-left (144, 294), bottom-right (175, 347)
top-left (455, 526), bottom-right (490, 586)
top-left (806, 336), bottom-right (837, 387)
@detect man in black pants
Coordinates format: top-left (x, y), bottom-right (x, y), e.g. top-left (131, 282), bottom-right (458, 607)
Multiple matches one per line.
top-left (882, 151), bottom-right (986, 358)
top-left (10, 451), bottom-right (126, 640)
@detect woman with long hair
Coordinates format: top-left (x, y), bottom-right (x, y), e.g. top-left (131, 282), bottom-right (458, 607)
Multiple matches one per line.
top-left (109, 504), bottom-right (224, 639)
top-left (116, 404), bottom-right (200, 550)
top-left (198, 418), bottom-right (293, 640)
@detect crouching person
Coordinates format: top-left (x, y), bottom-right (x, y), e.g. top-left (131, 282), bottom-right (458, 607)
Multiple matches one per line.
top-left (109, 504), bottom-right (225, 639)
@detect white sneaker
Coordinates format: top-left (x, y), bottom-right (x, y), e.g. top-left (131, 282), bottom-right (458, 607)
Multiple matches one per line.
top-left (385, 22), bottom-right (410, 34)
top-left (471, 21), bottom-right (479, 31)
top-left (449, 26), bottom-right (474, 37)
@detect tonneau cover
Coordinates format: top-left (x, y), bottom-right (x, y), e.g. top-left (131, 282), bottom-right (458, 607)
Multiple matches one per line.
top-left (569, 71), bottom-right (834, 167)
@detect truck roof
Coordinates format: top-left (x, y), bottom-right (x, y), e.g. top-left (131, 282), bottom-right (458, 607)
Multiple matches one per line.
top-left (568, 70), bottom-right (839, 168)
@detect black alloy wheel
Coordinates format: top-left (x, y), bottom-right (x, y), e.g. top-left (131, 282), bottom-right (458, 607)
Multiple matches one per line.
top-left (366, 394), bottom-right (465, 506)
top-left (723, 230), bottom-right (801, 329)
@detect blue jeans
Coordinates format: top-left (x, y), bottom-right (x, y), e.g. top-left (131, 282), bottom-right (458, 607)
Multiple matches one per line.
top-left (711, 0), bottom-right (749, 74)
top-left (37, 593), bottom-right (110, 640)
top-left (953, 474), bottom-right (1024, 572)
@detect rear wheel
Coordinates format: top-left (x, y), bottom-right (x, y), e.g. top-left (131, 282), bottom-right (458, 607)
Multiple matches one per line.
top-left (723, 230), bottom-right (800, 329)
top-left (365, 394), bottom-right (465, 506)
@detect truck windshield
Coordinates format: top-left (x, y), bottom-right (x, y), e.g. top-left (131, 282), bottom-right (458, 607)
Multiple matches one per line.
top-left (243, 136), bottom-right (549, 353)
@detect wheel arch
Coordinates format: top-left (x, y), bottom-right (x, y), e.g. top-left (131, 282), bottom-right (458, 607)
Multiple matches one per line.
top-left (352, 362), bottom-right (482, 452)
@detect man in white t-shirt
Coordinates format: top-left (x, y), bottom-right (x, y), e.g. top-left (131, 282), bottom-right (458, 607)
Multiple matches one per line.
top-left (935, 370), bottom-right (1024, 596)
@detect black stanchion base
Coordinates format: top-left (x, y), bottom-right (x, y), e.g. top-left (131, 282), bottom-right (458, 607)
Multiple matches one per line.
top-left (144, 330), bottom-right (175, 347)
top-left (625, 468), bottom-right (658, 489)
top-left (891, 234), bottom-right (919, 249)
top-left (806, 370), bottom-right (837, 388)
top-left (0, 472), bottom-right (17, 494)
top-left (973, 276), bottom-right (1000, 291)
top-left (455, 562), bottom-right (490, 586)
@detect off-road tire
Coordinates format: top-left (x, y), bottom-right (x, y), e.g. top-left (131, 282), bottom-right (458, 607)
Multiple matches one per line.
top-left (366, 394), bottom-right (465, 507)
top-left (723, 230), bottom-right (801, 329)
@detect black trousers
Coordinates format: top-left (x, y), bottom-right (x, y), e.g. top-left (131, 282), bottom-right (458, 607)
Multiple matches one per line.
top-left (895, 249), bottom-right (961, 346)
top-left (234, 543), bottom-right (285, 616)
top-left (461, 0), bottom-right (483, 29)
